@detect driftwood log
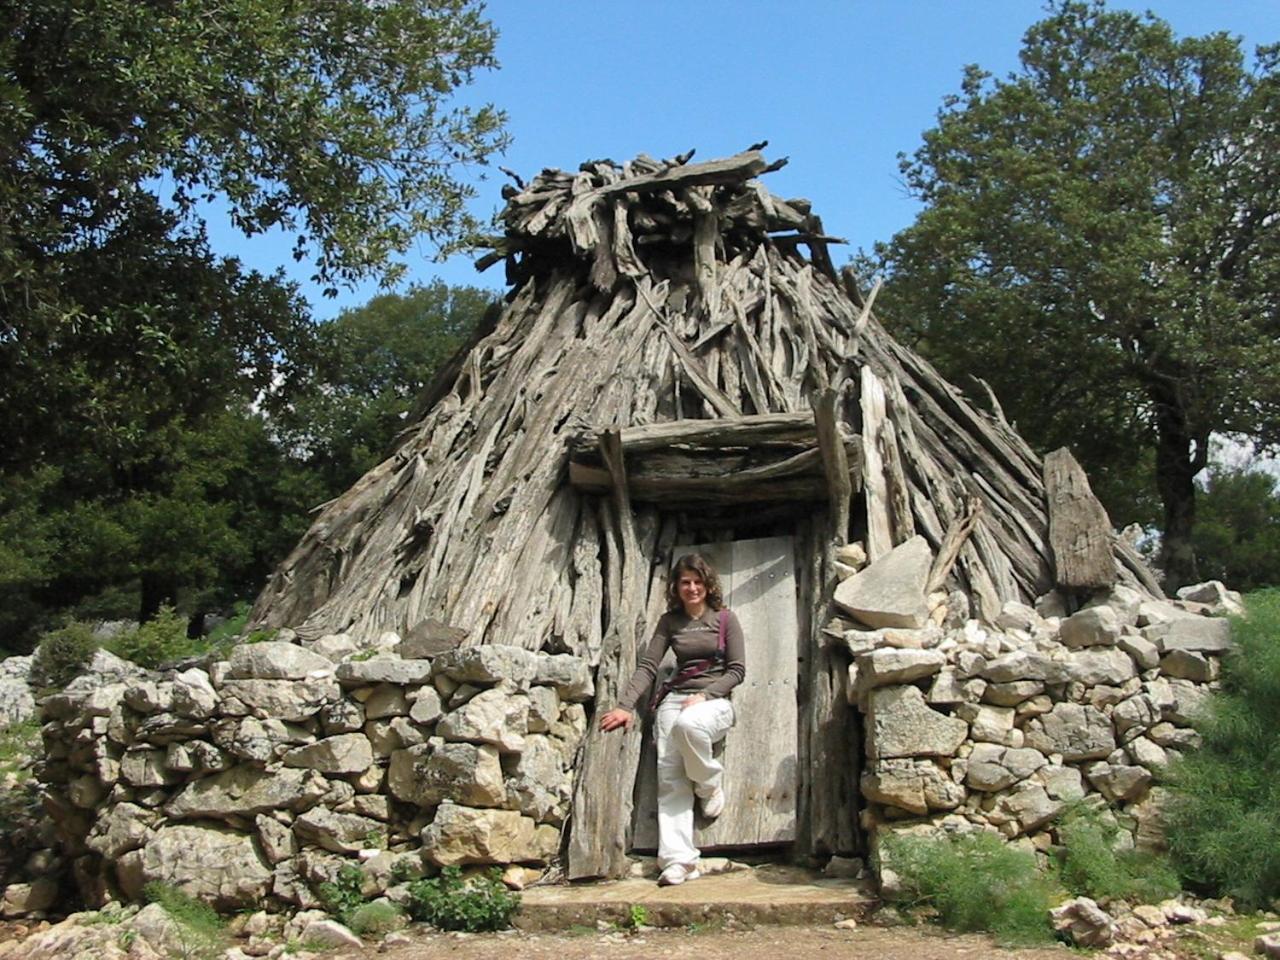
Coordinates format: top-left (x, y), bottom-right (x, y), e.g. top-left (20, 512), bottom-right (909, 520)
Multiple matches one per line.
top-left (251, 148), bottom-right (1162, 876)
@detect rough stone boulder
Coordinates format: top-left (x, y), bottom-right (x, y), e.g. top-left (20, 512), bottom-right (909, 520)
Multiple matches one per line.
top-left (138, 824), bottom-right (272, 909)
top-left (283, 734), bottom-right (374, 774)
top-left (860, 758), bottom-right (963, 815)
top-left (217, 678), bottom-right (340, 722)
top-left (1146, 616), bottom-right (1233, 655)
top-left (335, 659), bottom-right (433, 685)
top-left (388, 739), bottom-right (505, 808)
top-left (165, 765), bottom-right (328, 820)
top-left (1059, 607), bottom-right (1121, 648)
top-left (436, 684), bottom-right (530, 753)
top-left (432, 646), bottom-right (539, 688)
top-left (420, 802), bottom-right (555, 866)
top-left (533, 653), bottom-right (594, 701)
top-left (866, 685), bottom-right (968, 760)
top-left (834, 535), bottom-right (933, 629)
top-left (228, 641), bottom-right (335, 680)
top-left (504, 735), bottom-right (573, 824)
top-left (1024, 702), bottom-right (1116, 761)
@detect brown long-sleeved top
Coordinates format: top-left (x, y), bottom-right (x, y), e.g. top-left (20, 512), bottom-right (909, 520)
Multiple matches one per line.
top-left (617, 607), bottom-right (746, 712)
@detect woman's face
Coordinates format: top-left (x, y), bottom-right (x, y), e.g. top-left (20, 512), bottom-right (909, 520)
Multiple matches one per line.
top-left (676, 569), bottom-right (707, 610)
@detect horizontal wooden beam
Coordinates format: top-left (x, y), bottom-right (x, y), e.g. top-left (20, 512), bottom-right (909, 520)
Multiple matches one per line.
top-left (571, 412), bottom-right (822, 455)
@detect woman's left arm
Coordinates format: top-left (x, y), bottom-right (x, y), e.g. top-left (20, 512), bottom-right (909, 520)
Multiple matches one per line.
top-left (700, 610), bottom-right (746, 699)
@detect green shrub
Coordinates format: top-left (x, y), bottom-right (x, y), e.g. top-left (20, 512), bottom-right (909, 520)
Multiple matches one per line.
top-left (106, 605), bottom-right (202, 668)
top-left (317, 864), bottom-right (368, 926)
top-left (348, 900), bottom-right (405, 938)
top-left (203, 601), bottom-right (252, 650)
top-left (880, 830), bottom-right (1057, 945)
top-left (31, 620), bottom-right (99, 687)
top-left (1166, 589), bottom-right (1280, 908)
top-left (1056, 803), bottom-right (1180, 903)
top-left (144, 882), bottom-right (225, 959)
top-left (405, 866), bottom-right (520, 932)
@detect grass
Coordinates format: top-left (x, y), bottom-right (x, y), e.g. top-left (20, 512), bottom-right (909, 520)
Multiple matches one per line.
top-left (1056, 802), bottom-right (1180, 904)
top-left (0, 718), bottom-right (40, 779)
top-left (880, 830), bottom-right (1060, 946)
top-left (1165, 588), bottom-right (1280, 908)
top-left (144, 882), bottom-right (226, 960)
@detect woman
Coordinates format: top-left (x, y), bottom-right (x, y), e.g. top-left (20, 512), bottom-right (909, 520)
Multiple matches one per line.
top-left (598, 553), bottom-right (746, 886)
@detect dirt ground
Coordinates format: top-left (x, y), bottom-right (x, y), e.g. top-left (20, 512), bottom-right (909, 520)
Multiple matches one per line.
top-left (373, 924), bottom-right (1074, 960)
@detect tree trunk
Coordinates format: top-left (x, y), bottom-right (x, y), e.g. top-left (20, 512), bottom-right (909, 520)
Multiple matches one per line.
top-left (1151, 382), bottom-right (1205, 590)
top-left (138, 572), bottom-right (177, 623)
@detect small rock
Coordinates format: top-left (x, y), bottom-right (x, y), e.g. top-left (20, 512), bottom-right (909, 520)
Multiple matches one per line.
top-left (301, 918), bottom-right (363, 950)
top-left (834, 918), bottom-right (858, 930)
top-left (1050, 896), bottom-right (1114, 948)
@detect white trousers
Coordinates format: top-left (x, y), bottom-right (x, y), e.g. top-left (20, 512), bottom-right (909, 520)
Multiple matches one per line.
top-left (653, 693), bottom-right (735, 868)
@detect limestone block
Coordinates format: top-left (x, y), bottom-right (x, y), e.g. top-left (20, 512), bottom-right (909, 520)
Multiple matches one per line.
top-left (308, 633), bottom-right (358, 662)
top-left (1063, 648), bottom-right (1137, 686)
top-left (432, 646), bottom-right (539, 688)
top-left (399, 619), bottom-right (468, 659)
top-left (981, 651), bottom-right (1063, 683)
top-left (388, 739), bottom-right (505, 808)
top-left (293, 807), bottom-right (384, 854)
top-left (436, 685), bottom-right (530, 753)
top-left (1111, 694), bottom-right (1161, 738)
top-left (85, 802), bottom-right (157, 859)
top-left (1176, 580), bottom-right (1245, 617)
top-left (166, 765), bottom-right (328, 819)
top-left (408, 686), bottom-right (444, 726)
top-left (255, 814), bottom-right (297, 865)
top-left (1051, 896), bottom-right (1114, 948)
top-left (525, 685), bottom-right (559, 733)
top-left (1147, 722), bottom-right (1200, 750)
top-left (1024, 702), bottom-right (1115, 761)
top-left (171, 668), bottom-right (218, 719)
top-left (1083, 762), bottom-right (1152, 803)
top-left (319, 699), bottom-right (365, 735)
top-left (533, 653), bottom-right (594, 701)
top-left (855, 649), bottom-right (946, 693)
top-left (1144, 616), bottom-right (1232, 654)
top-left (956, 703), bottom-right (1015, 744)
top-left (505, 734), bottom-right (572, 824)
top-left (139, 824), bottom-right (272, 909)
top-left (283, 734), bottom-right (374, 774)
top-left (165, 740), bottom-right (231, 775)
top-left (218, 679), bottom-right (340, 722)
top-left (1162, 679), bottom-right (1210, 725)
top-left (228, 642), bottom-right (334, 680)
top-left (1, 879), bottom-right (58, 918)
top-left (123, 680), bottom-right (172, 715)
top-left (420, 803), bottom-right (544, 866)
top-left (121, 748), bottom-right (178, 787)
top-left (1001, 782), bottom-right (1064, 833)
top-left (1034, 764), bottom-right (1086, 801)
top-left (1118, 634), bottom-right (1160, 671)
top-left (210, 716), bottom-right (314, 763)
top-left (363, 684), bottom-right (409, 720)
top-left (866, 685), bottom-right (968, 760)
top-left (1060, 606), bottom-right (1121, 649)
top-left (833, 535), bottom-right (932, 629)
top-left (335, 659), bottom-right (434, 686)
top-left (1126, 736), bottom-right (1168, 772)
top-left (982, 680), bottom-right (1044, 707)
top-left (1159, 650), bottom-right (1216, 683)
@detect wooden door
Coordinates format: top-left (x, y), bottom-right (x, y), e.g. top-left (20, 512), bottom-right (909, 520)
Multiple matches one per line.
top-left (631, 535), bottom-right (799, 849)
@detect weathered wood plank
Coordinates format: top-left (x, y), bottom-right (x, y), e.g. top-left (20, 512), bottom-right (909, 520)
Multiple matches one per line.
top-left (860, 367), bottom-right (893, 562)
top-left (1044, 447), bottom-right (1118, 591)
top-left (813, 388), bottom-right (852, 545)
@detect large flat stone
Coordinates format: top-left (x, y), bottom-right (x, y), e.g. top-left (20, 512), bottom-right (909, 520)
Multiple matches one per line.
top-left (138, 824), bottom-right (272, 909)
top-left (866, 684), bottom-right (968, 760)
top-left (227, 642), bottom-right (334, 680)
top-left (834, 536), bottom-right (932, 629)
top-left (218, 679), bottom-right (340, 721)
top-left (166, 765), bottom-right (328, 819)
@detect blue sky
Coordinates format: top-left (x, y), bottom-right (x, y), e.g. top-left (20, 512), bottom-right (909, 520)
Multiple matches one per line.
top-left (206, 0), bottom-right (1279, 321)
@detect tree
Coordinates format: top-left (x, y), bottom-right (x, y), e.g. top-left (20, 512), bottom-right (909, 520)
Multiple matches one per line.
top-left (866, 1), bottom-right (1280, 588)
top-left (1191, 462), bottom-right (1280, 592)
top-left (283, 282), bottom-right (496, 494)
top-left (0, 0), bottom-right (507, 632)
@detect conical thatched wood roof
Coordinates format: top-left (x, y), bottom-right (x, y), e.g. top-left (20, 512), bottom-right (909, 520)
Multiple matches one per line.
top-left (251, 147), bottom-right (1155, 648)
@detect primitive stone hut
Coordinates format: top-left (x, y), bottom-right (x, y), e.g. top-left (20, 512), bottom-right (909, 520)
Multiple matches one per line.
top-left (38, 150), bottom-right (1234, 909)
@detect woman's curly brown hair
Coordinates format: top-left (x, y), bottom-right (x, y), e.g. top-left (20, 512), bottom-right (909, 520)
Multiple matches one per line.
top-left (665, 553), bottom-right (725, 612)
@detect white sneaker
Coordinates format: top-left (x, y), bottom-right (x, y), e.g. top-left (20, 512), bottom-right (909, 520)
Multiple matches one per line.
top-left (657, 862), bottom-right (701, 886)
top-left (701, 787), bottom-right (725, 819)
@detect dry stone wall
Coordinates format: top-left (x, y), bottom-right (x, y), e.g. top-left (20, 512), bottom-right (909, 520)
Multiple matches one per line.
top-left (38, 635), bottom-right (591, 910)
top-left (834, 539), bottom-right (1242, 863)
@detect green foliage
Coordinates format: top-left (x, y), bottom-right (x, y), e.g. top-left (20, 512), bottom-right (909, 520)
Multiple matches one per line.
top-left (317, 864), bottom-right (368, 927)
top-left (204, 603), bottom-right (252, 649)
top-left (626, 903), bottom-right (650, 930)
top-left (1192, 465), bottom-right (1280, 592)
top-left (31, 621), bottom-right (99, 687)
top-left (1166, 589), bottom-right (1280, 907)
top-left (105, 606), bottom-right (202, 669)
top-left (865, 1), bottom-right (1280, 587)
top-left (144, 882), bottom-right (226, 959)
top-left (347, 901), bottom-right (406, 939)
top-left (1056, 803), bottom-right (1180, 903)
top-left (880, 831), bottom-right (1058, 945)
top-left (405, 866), bottom-right (520, 932)
top-left (0, 719), bottom-right (40, 779)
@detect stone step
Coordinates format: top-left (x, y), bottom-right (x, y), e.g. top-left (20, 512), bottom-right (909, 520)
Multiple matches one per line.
top-left (514, 865), bottom-right (879, 931)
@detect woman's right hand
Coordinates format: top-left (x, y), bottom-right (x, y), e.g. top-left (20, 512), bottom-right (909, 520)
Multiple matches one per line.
top-left (598, 707), bottom-right (634, 732)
